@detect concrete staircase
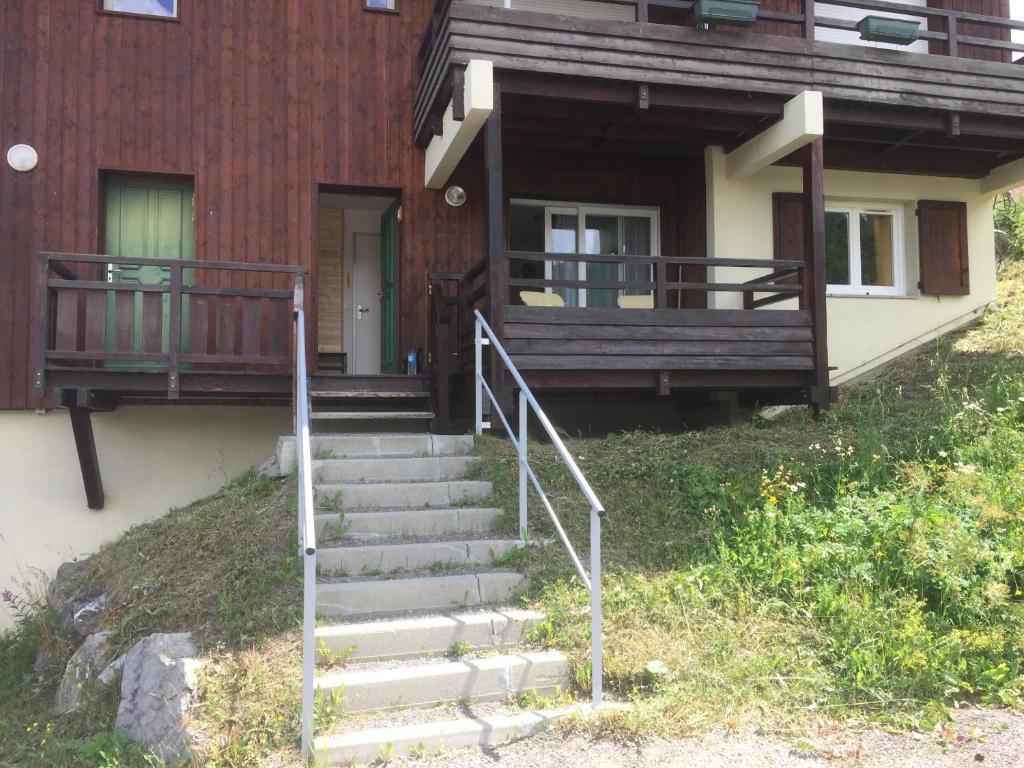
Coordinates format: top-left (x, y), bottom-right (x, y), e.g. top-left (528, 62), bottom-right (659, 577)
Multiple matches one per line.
top-left (278, 430), bottom-right (574, 765)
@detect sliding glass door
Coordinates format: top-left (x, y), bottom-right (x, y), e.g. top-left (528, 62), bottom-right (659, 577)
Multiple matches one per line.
top-left (515, 201), bottom-right (658, 308)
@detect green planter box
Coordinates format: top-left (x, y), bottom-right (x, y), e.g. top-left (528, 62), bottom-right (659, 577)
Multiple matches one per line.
top-left (693, 0), bottom-right (760, 27)
top-left (857, 15), bottom-right (922, 45)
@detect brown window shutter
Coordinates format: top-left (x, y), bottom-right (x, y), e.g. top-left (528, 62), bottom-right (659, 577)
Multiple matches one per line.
top-left (917, 200), bottom-right (970, 296)
top-left (772, 193), bottom-right (806, 264)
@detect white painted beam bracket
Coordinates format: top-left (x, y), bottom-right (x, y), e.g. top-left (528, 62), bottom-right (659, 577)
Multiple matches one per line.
top-left (425, 59), bottom-right (494, 189)
top-left (725, 90), bottom-right (824, 180)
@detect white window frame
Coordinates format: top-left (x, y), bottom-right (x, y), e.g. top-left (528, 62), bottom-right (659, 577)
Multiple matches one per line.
top-left (825, 202), bottom-right (906, 297)
top-left (102, 0), bottom-right (178, 18)
top-left (510, 199), bottom-right (660, 308)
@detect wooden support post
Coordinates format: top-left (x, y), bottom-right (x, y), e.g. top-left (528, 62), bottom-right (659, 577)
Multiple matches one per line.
top-left (637, 0), bottom-right (649, 22)
top-left (436, 308), bottom-right (451, 434)
top-left (803, 0), bottom-right (815, 40)
top-left (802, 138), bottom-right (830, 418)
top-left (947, 14), bottom-right (959, 57)
top-left (485, 81), bottom-right (511, 415)
top-left (67, 393), bottom-right (104, 510)
top-left (34, 255), bottom-right (50, 399)
top-left (167, 263), bottom-right (182, 399)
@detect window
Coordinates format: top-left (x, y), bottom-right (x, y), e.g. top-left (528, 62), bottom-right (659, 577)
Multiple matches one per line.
top-left (825, 203), bottom-right (905, 296)
top-left (365, 0), bottom-right (397, 10)
top-left (102, 0), bottom-right (177, 18)
top-left (509, 200), bottom-right (660, 308)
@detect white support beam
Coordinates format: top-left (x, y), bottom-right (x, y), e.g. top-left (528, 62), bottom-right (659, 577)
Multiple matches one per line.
top-left (724, 91), bottom-right (824, 180)
top-left (425, 59), bottom-right (494, 190)
top-left (980, 157), bottom-right (1024, 196)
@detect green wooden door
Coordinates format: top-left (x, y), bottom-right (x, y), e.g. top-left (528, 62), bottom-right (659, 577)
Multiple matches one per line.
top-left (104, 179), bottom-right (194, 366)
top-left (380, 201), bottom-right (399, 374)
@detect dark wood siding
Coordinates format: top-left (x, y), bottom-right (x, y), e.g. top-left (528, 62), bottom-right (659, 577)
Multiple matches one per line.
top-left (0, 0), bottom-right (708, 410)
top-left (0, 1), bottom-right (428, 409)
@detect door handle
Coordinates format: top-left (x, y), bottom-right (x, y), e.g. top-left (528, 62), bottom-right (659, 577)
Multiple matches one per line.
top-left (357, 305), bottom-right (371, 315)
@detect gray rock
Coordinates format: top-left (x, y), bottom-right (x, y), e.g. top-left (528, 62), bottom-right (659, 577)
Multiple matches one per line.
top-left (98, 654), bottom-right (127, 688)
top-left (257, 455), bottom-right (282, 477)
top-left (115, 632), bottom-right (203, 766)
top-left (57, 586), bottom-right (104, 637)
top-left (72, 593), bottom-right (109, 637)
top-left (54, 630), bottom-right (116, 714)
top-left (47, 559), bottom-right (91, 608)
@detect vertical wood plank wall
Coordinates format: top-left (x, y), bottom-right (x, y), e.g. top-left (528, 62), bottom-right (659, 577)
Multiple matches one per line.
top-left (0, 0), bottom-right (1009, 410)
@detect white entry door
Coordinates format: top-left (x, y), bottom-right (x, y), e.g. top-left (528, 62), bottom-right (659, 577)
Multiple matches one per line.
top-left (352, 233), bottom-right (382, 375)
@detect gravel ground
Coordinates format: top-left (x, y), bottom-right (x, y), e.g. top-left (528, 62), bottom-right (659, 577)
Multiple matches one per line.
top-left (392, 708), bottom-right (1024, 768)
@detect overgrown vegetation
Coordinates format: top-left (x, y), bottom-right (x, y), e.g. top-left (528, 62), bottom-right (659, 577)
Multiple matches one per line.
top-left (1, 264), bottom-right (1021, 765)
top-left (0, 473), bottom-right (305, 767)
top-left (995, 190), bottom-right (1024, 264)
top-left (482, 260), bottom-right (1024, 734)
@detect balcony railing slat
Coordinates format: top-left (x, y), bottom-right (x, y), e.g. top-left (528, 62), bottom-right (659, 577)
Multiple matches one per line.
top-left (36, 253), bottom-right (305, 398)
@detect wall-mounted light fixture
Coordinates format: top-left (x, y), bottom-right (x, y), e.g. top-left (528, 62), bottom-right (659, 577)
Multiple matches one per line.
top-left (6, 144), bottom-right (38, 172)
top-left (445, 185), bottom-right (467, 207)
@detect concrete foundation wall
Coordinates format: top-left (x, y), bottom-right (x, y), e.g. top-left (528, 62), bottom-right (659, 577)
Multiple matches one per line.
top-left (705, 147), bottom-right (998, 384)
top-left (0, 406), bottom-right (290, 633)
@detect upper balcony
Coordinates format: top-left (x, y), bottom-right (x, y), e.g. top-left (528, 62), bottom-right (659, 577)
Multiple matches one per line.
top-left (414, 0), bottom-right (1024, 177)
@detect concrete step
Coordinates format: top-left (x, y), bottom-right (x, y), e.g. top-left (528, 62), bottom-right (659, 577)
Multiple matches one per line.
top-left (316, 572), bottom-right (526, 619)
top-left (314, 455), bottom-right (479, 484)
top-left (313, 706), bottom-right (577, 765)
top-left (314, 608), bottom-right (544, 663)
top-left (311, 391), bottom-right (429, 399)
top-left (315, 507), bottom-right (505, 539)
top-left (315, 480), bottom-right (493, 511)
top-left (317, 539), bottom-right (522, 576)
top-left (315, 650), bottom-right (569, 712)
top-left (277, 434), bottom-right (474, 472)
top-left (311, 411), bottom-right (435, 421)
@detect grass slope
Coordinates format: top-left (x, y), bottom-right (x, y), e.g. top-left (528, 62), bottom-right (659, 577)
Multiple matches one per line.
top-left (0, 473), bottom-right (304, 767)
top-left (0, 264), bottom-right (1020, 766)
top-left (481, 261), bottom-right (1024, 734)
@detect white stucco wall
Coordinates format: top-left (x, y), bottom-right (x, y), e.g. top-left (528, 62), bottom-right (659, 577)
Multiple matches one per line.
top-left (705, 147), bottom-right (998, 384)
top-left (0, 406), bottom-right (290, 633)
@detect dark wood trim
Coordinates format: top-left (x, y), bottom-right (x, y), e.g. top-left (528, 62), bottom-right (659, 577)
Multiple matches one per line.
top-left (802, 138), bottom-right (830, 417)
top-left (485, 80), bottom-right (509, 412)
top-left (413, 2), bottom-right (1024, 145)
top-left (67, 399), bottom-right (105, 510)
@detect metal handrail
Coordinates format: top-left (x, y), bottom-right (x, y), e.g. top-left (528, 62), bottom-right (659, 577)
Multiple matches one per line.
top-left (294, 302), bottom-right (317, 757)
top-left (473, 309), bottom-right (606, 707)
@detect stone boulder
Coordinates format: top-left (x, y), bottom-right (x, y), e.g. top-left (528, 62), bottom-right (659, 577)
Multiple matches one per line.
top-left (71, 592), bottom-right (109, 637)
top-left (47, 559), bottom-right (91, 608)
top-left (54, 630), bottom-right (116, 714)
top-left (47, 560), bottom-right (110, 640)
top-left (115, 633), bottom-right (203, 767)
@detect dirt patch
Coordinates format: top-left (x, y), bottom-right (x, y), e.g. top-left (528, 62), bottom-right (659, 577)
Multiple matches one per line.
top-left (394, 708), bottom-right (1024, 768)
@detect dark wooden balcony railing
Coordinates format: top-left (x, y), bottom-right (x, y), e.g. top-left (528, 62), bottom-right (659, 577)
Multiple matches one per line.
top-left (428, 251), bottom-right (826, 430)
top-left (35, 253), bottom-right (306, 400)
top-left (420, 0), bottom-right (1024, 68)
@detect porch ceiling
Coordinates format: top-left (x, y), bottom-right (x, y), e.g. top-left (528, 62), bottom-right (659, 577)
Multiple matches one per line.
top-left (492, 86), bottom-right (1024, 179)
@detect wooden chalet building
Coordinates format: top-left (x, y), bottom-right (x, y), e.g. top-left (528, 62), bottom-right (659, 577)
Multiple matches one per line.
top-left (1, 0), bottom-right (1023, 616)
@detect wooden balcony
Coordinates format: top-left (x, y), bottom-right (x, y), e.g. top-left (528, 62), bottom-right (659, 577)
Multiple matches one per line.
top-left (429, 246), bottom-right (832, 431)
top-left (415, 0), bottom-right (1024, 177)
top-left (35, 253), bottom-right (306, 404)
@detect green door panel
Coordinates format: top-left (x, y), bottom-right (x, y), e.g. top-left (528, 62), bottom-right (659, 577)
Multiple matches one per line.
top-left (104, 179), bottom-right (194, 367)
top-left (380, 201), bottom-right (400, 374)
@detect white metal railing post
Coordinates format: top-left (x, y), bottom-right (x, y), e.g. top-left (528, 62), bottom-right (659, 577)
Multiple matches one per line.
top-left (518, 389), bottom-right (528, 542)
top-left (591, 507), bottom-right (603, 707)
top-left (294, 307), bottom-right (317, 758)
top-left (472, 308), bottom-right (605, 711)
top-left (475, 317), bottom-right (484, 435)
